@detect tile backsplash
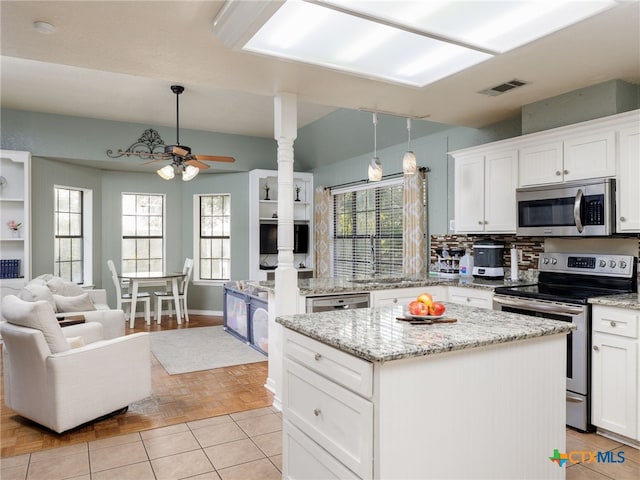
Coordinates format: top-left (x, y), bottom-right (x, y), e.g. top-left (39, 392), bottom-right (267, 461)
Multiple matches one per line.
top-left (430, 234), bottom-right (640, 273)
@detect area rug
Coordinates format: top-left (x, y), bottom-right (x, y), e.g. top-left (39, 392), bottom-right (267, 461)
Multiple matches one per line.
top-left (150, 326), bottom-right (267, 375)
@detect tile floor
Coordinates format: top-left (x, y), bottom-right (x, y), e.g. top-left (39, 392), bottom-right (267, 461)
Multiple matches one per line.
top-left (0, 407), bottom-right (282, 480)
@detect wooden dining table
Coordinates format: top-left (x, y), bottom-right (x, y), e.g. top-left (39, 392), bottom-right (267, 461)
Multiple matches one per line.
top-left (118, 271), bottom-right (185, 325)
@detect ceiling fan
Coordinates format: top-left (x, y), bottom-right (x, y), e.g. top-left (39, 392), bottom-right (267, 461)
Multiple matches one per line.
top-left (107, 85), bottom-right (235, 180)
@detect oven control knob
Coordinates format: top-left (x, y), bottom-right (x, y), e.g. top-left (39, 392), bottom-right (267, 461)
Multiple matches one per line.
top-left (599, 259), bottom-right (606, 268)
top-left (551, 258), bottom-right (557, 265)
top-left (609, 260), bottom-right (617, 268)
top-left (543, 258), bottom-right (550, 264)
top-left (619, 260), bottom-right (627, 269)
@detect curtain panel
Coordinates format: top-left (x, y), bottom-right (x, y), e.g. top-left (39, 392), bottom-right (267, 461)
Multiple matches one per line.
top-left (314, 186), bottom-right (332, 277)
top-left (403, 169), bottom-right (427, 277)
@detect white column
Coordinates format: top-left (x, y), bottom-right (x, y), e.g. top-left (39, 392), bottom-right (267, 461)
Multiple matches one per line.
top-left (266, 92), bottom-right (299, 409)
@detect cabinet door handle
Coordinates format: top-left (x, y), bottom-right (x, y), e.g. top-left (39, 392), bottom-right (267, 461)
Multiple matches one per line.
top-left (314, 353), bottom-right (322, 361)
top-left (314, 408), bottom-right (321, 417)
top-left (393, 298), bottom-right (398, 303)
top-left (478, 220), bottom-right (483, 225)
top-left (610, 320), bottom-right (617, 327)
top-left (555, 171), bottom-right (562, 176)
top-left (563, 169), bottom-right (569, 175)
top-left (484, 220), bottom-right (488, 225)
top-left (593, 345), bottom-right (599, 351)
top-left (620, 216), bottom-right (626, 222)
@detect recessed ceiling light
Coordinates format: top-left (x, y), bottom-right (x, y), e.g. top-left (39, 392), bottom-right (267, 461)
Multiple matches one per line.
top-left (33, 21), bottom-right (56, 34)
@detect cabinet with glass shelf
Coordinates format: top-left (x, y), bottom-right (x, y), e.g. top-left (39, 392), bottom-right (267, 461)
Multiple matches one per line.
top-left (249, 169), bottom-right (314, 281)
top-left (0, 150), bottom-right (31, 298)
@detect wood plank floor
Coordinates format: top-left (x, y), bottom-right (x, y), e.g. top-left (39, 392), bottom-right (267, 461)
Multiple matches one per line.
top-left (0, 315), bottom-right (272, 458)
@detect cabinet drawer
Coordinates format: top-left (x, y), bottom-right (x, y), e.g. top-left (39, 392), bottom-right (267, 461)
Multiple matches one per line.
top-left (283, 420), bottom-right (360, 480)
top-left (447, 287), bottom-right (493, 309)
top-left (284, 359), bottom-right (373, 479)
top-left (592, 306), bottom-right (638, 338)
top-left (284, 329), bottom-right (373, 398)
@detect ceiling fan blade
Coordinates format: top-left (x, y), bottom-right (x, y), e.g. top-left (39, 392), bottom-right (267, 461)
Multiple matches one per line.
top-left (141, 158), bottom-right (166, 165)
top-left (186, 159), bottom-right (210, 170)
top-left (193, 154), bottom-right (236, 163)
top-left (171, 146), bottom-right (190, 157)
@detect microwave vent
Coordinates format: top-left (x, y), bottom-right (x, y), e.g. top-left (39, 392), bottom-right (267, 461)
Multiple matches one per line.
top-left (478, 79), bottom-right (529, 96)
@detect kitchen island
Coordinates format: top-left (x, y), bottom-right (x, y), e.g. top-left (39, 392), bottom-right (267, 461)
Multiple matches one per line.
top-left (276, 303), bottom-right (574, 479)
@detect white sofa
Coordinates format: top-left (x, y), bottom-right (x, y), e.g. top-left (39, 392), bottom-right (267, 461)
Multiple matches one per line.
top-left (1, 295), bottom-right (151, 433)
top-left (10, 275), bottom-right (125, 338)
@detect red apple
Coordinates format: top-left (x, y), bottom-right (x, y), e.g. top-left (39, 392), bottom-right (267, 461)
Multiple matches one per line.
top-left (429, 302), bottom-right (446, 316)
top-left (417, 293), bottom-right (433, 307)
top-left (409, 300), bottom-right (429, 316)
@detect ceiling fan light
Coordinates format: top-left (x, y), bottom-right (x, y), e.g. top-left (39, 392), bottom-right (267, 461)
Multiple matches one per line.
top-left (157, 164), bottom-right (175, 180)
top-left (368, 157), bottom-right (382, 182)
top-left (182, 165), bottom-right (199, 181)
top-left (403, 151), bottom-right (417, 174)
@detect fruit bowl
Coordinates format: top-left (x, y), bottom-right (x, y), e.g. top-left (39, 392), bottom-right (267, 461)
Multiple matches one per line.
top-left (404, 311), bottom-right (445, 320)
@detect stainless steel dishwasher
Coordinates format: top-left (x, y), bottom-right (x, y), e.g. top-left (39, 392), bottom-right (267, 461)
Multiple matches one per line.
top-left (306, 293), bottom-right (370, 313)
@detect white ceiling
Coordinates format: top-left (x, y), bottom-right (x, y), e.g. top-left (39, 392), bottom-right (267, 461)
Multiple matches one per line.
top-left (1, 0), bottom-right (639, 141)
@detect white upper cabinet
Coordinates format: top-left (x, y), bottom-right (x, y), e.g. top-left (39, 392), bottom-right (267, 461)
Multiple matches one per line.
top-left (453, 149), bottom-right (518, 234)
top-left (617, 124), bottom-right (640, 232)
top-left (519, 131), bottom-right (616, 187)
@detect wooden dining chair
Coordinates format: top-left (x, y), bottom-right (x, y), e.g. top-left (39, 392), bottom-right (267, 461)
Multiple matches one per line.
top-left (107, 260), bottom-right (151, 328)
top-left (154, 258), bottom-right (194, 324)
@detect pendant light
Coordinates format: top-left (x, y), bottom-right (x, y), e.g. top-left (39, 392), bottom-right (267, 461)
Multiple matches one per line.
top-left (402, 117), bottom-right (417, 174)
top-left (368, 112), bottom-right (382, 182)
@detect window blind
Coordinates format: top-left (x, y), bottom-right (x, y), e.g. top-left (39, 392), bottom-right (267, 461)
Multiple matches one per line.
top-left (332, 179), bottom-right (404, 278)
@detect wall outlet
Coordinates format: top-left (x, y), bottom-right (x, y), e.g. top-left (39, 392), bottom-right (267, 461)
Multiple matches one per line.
top-left (449, 219), bottom-right (455, 231)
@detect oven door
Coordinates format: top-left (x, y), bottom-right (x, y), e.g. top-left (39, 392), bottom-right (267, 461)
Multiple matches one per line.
top-left (493, 295), bottom-right (590, 429)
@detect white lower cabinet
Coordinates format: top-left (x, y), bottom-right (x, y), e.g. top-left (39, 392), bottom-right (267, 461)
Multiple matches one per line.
top-left (370, 286), bottom-right (446, 307)
top-left (591, 305), bottom-right (639, 441)
top-left (283, 330), bottom-right (373, 480)
top-left (447, 286), bottom-right (494, 309)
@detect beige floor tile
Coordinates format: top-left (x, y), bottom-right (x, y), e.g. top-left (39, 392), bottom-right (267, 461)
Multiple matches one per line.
top-left (566, 463), bottom-right (611, 480)
top-left (29, 443), bottom-right (87, 463)
top-left (235, 413), bottom-right (282, 437)
top-left (188, 472), bottom-right (221, 480)
top-left (91, 461), bottom-right (155, 480)
top-left (579, 455), bottom-right (640, 479)
top-left (192, 422), bottom-right (247, 448)
top-left (1, 453), bottom-right (30, 469)
top-left (67, 475), bottom-right (90, 480)
top-left (188, 415), bottom-right (233, 431)
top-left (26, 451), bottom-right (89, 480)
top-left (204, 438), bottom-right (265, 470)
top-left (89, 432), bottom-right (142, 451)
top-left (143, 430), bottom-right (201, 460)
top-left (140, 422), bottom-right (189, 440)
top-left (151, 449), bottom-right (215, 480)
top-left (230, 407), bottom-right (274, 421)
top-left (89, 441), bottom-right (148, 473)
top-left (251, 431), bottom-right (282, 457)
top-left (269, 454), bottom-right (282, 472)
top-left (217, 458), bottom-right (281, 480)
top-left (1, 464), bottom-right (29, 480)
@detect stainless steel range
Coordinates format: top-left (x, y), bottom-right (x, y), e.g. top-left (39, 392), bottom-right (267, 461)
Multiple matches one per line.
top-left (493, 252), bottom-right (638, 432)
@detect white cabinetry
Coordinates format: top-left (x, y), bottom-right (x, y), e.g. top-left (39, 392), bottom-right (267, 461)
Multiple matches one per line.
top-left (519, 131), bottom-right (616, 186)
top-left (248, 169), bottom-right (313, 281)
top-left (617, 125), bottom-right (640, 232)
top-left (447, 286), bottom-right (494, 309)
top-left (591, 305), bottom-right (639, 442)
top-left (370, 285), bottom-right (446, 307)
top-left (0, 150), bottom-right (31, 300)
top-left (453, 149), bottom-right (518, 233)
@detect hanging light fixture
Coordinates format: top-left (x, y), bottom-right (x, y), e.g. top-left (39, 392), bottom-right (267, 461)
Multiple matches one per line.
top-left (182, 164), bottom-right (199, 181)
top-left (402, 117), bottom-right (417, 174)
top-left (368, 112), bottom-right (382, 181)
top-left (157, 165), bottom-right (175, 180)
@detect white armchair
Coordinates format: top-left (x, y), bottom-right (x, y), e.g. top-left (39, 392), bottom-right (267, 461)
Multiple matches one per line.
top-left (1, 295), bottom-right (151, 433)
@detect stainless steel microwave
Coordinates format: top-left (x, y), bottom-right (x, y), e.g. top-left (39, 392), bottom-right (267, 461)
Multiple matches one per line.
top-left (516, 178), bottom-right (615, 236)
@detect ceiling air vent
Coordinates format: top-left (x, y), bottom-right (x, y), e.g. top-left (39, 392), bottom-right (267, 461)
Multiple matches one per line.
top-left (478, 79), bottom-right (529, 96)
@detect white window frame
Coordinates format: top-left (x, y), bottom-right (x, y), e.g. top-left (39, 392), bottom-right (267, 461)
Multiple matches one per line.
top-left (54, 185), bottom-right (93, 286)
top-left (120, 192), bottom-right (166, 274)
top-left (193, 193), bottom-right (231, 285)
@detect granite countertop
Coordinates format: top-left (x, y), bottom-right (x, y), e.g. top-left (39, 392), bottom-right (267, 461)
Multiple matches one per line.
top-left (589, 293), bottom-right (640, 310)
top-left (276, 302), bottom-right (574, 363)
top-left (247, 274), bottom-right (537, 296)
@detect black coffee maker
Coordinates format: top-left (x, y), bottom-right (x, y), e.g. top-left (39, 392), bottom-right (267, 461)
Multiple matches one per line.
top-left (472, 240), bottom-right (505, 279)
